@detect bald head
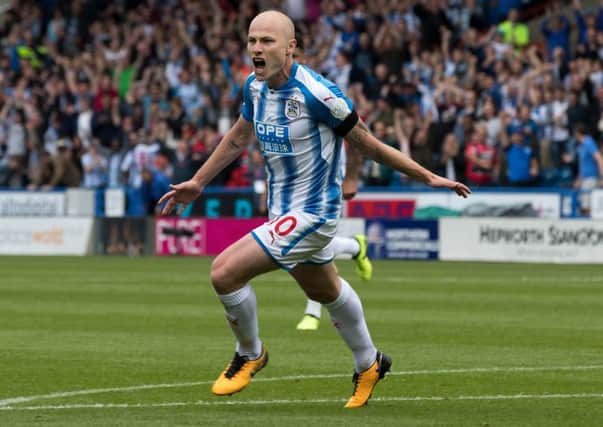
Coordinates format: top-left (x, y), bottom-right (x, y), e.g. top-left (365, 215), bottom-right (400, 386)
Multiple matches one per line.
top-left (247, 10), bottom-right (297, 86)
top-left (250, 10), bottom-right (295, 40)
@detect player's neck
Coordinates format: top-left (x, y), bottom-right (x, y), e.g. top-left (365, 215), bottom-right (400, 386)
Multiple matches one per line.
top-left (267, 60), bottom-right (294, 89)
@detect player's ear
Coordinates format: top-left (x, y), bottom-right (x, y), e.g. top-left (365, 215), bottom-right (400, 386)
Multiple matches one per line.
top-left (287, 39), bottom-right (296, 56)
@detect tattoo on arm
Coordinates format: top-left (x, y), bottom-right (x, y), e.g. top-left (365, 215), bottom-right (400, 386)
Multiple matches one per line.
top-left (225, 116), bottom-right (255, 152)
top-left (356, 120), bottom-right (369, 132)
top-left (345, 141), bottom-right (362, 180)
top-left (346, 123), bottom-right (382, 163)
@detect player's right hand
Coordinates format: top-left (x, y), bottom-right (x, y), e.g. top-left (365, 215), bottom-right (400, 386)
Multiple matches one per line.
top-left (342, 178), bottom-right (358, 200)
top-left (158, 180), bottom-right (204, 215)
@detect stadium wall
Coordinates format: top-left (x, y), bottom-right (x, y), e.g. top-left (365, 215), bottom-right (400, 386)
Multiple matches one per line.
top-left (439, 218), bottom-right (603, 264)
top-left (1, 188), bottom-right (602, 263)
top-left (0, 217), bottom-right (93, 255)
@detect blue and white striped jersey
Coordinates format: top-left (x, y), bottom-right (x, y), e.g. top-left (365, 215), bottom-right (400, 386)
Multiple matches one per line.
top-left (242, 62), bottom-right (354, 220)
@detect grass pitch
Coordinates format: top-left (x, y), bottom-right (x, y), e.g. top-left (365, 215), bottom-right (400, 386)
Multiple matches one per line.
top-left (1, 256), bottom-right (603, 426)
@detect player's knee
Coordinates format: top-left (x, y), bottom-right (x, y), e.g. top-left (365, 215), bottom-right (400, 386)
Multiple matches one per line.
top-left (210, 257), bottom-right (232, 292)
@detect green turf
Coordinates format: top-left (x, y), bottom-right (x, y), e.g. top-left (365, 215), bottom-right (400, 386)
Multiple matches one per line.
top-left (1, 257), bottom-right (603, 426)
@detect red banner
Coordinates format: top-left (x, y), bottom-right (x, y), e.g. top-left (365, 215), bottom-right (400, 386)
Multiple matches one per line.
top-left (205, 218), bottom-right (266, 254)
top-left (347, 200), bottom-right (416, 218)
top-left (155, 217), bottom-right (267, 256)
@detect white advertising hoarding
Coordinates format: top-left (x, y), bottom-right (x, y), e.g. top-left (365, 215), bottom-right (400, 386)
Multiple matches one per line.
top-left (66, 188), bottom-right (95, 216)
top-left (440, 218), bottom-right (603, 264)
top-left (0, 217), bottom-right (93, 255)
top-left (0, 192), bottom-right (65, 216)
top-left (104, 188), bottom-right (126, 218)
top-left (591, 190), bottom-right (603, 219)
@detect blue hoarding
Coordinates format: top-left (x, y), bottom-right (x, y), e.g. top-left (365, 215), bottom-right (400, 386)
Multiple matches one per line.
top-left (366, 219), bottom-right (439, 260)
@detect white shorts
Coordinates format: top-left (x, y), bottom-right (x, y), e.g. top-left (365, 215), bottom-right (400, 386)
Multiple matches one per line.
top-left (579, 177), bottom-right (599, 210)
top-left (251, 211), bottom-right (338, 271)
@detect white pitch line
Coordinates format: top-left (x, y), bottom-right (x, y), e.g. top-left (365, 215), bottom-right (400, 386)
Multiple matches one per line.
top-left (0, 381), bottom-right (214, 407)
top-left (3, 393), bottom-right (603, 411)
top-left (267, 276), bottom-right (603, 284)
top-left (2, 365), bottom-right (603, 407)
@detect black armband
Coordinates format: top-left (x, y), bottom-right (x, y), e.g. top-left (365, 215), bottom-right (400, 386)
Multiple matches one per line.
top-left (333, 110), bottom-right (359, 136)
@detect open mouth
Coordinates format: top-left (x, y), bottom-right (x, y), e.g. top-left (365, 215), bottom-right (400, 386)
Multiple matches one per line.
top-left (252, 57), bottom-right (266, 71)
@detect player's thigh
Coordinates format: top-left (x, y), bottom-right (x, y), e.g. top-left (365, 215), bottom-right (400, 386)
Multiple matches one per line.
top-left (289, 261), bottom-right (341, 303)
top-left (211, 233), bottom-right (279, 293)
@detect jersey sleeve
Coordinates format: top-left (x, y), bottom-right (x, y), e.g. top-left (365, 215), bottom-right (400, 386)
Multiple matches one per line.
top-left (296, 70), bottom-right (357, 135)
top-left (241, 74), bottom-right (255, 122)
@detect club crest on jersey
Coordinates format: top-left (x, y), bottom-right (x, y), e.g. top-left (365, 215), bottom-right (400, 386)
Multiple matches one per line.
top-left (284, 99), bottom-right (301, 119)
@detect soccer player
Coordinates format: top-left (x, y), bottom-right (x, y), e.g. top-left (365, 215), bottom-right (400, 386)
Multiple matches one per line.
top-left (159, 10), bottom-right (470, 408)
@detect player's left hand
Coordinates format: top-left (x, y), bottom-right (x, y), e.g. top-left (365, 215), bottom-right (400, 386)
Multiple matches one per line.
top-left (452, 182), bottom-right (471, 198)
top-left (428, 176), bottom-right (471, 198)
top-left (342, 178), bottom-right (358, 200)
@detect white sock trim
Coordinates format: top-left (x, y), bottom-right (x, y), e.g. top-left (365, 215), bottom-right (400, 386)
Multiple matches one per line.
top-left (217, 284), bottom-right (252, 307)
top-left (304, 299), bottom-right (322, 318)
top-left (324, 277), bottom-right (351, 311)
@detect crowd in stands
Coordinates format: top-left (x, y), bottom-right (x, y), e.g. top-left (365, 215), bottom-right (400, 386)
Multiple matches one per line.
top-left (0, 0), bottom-right (602, 215)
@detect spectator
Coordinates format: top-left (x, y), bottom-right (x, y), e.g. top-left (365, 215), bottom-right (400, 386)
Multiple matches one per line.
top-left (413, 0), bottom-right (454, 51)
top-left (435, 132), bottom-right (464, 182)
top-left (479, 98), bottom-right (502, 147)
top-left (513, 104), bottom-right (539, 148)
top-left (172, 139), bottom-right (196, 184)
top-left (542, 10), bottom-right (571, 62)
top-left (44, 113), bottom-right (63, 155)
top-left (0, 155), bottom-right (28, 188)
top-left (27, 150), bottom-right (54, 190)
top-left (121, 129), bottom-right (158, 190)
top-left (93, 73), bottom-right (118, 113)
top-left (107, 137), bottom-right (125, 189)
top-left (0, 105), bottom-right (27, 161)
top-left (573, 123), bottom-right (603, 214)
top-left (81, 143), bottom-right (108, 189)
top-left (546, 90), bottom-right (570, 179)
top-left (497, 8), bottom-right (529, 50)
top-left (172, 68), bottom-right (204, 120)
top-left (465, 123), bottom-right (497, 186)
top-left (502, 128), bottom-right (539, 186)
top-left (46, 139), bottom-right (81, 190)
top-left (77, 96), bottom-right (94, 148)
top-left (91, 96), bottom-right (121, 149)
top-left (140, 166), bottom-right (170, 215)
top-left (410, 125), bottom-right (435, 176)
top-left (353, 32), bottom-right (376, 79)
top-left (328, 50), bottom-right (361, 94)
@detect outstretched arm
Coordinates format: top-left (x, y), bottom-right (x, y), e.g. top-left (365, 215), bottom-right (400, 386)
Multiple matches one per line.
top-left (344, 120), bottom-right (471, 197)
top-left (190, 116), bottom-right (254, 186)
top-left (159, 116), bottom-right (255, 214)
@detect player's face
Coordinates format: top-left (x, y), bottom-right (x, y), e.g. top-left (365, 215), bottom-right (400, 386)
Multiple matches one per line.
top-left (247, 22), bottom-right (291, 82)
